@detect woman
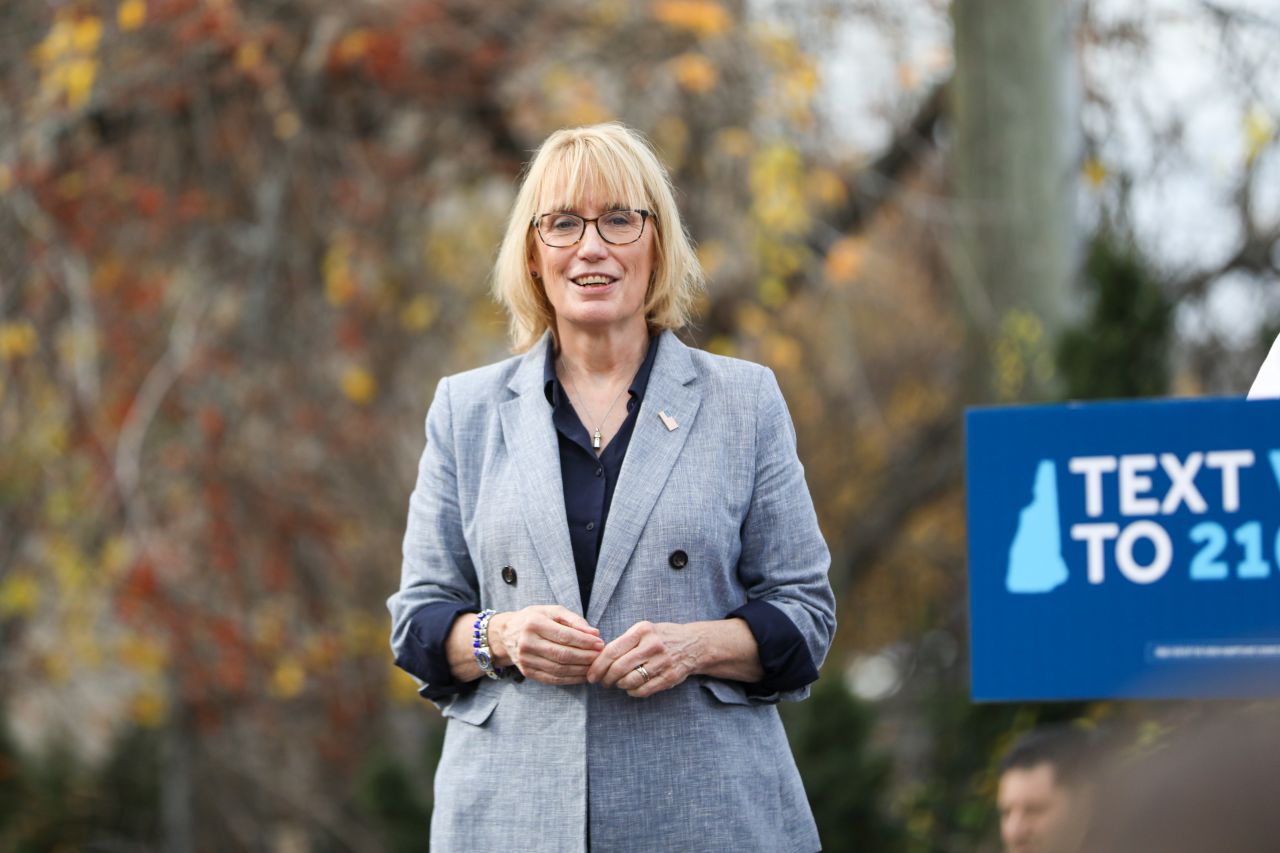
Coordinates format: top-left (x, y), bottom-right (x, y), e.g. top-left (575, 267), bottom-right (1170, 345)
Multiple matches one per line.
top-left (389, 123), bottom-right (835, 852)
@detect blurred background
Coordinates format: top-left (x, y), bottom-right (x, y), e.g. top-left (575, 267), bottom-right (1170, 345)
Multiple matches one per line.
top-left (2, 0), bottom-right (1279, 850)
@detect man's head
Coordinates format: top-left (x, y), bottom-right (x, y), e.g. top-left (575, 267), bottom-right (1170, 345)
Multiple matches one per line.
top-left (997, 725), bottom-right (1095, 853)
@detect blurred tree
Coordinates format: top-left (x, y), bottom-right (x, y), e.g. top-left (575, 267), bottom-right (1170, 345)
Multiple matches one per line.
top-left (1059, 229), bottom-right (1172, 400)
top-left (781, 674), bottom-right (904, 852)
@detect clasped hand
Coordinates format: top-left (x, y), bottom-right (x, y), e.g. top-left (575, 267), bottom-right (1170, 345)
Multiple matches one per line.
top-left (489, 605), bottom-right (699, 698)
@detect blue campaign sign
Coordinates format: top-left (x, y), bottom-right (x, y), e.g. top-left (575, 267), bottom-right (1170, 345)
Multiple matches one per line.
top-left (967, 397), bottom-right (1280, 701)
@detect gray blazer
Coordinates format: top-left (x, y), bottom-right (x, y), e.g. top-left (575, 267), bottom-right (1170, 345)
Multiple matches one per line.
top-left (389, 330), bottom-right (836, 852)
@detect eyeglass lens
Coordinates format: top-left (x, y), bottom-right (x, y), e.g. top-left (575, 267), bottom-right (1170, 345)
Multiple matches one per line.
top-left (538, 211), bottom-right (645, 247)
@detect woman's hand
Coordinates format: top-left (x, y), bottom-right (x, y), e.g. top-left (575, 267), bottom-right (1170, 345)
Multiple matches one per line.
top-left (488, 605), bottom-right (605, 685)
top-left (587, 619), bottom-right (764, 698)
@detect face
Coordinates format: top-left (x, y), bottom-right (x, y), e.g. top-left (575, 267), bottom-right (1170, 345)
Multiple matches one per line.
top-left (998, 764), bottom-right (1082, 853)
top-left (529, 192), bottom-right (655, 340)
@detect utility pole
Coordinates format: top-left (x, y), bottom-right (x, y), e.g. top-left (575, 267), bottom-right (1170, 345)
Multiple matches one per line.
top-left (951, 0), bottom-right (1081, 400)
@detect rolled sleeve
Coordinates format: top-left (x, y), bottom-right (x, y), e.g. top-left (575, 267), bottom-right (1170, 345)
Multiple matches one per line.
top-left (733, 367), bottom-right (837, 703)
top-left (728, 599), bottom-right (820, 695)
top-left (396, 602), bottom-right (478, 701)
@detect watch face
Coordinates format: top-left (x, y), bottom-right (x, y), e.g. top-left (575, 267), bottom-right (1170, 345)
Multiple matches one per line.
top-left (476, 650), bottom-right (492, 669)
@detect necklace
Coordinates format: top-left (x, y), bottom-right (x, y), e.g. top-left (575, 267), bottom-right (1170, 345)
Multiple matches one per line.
top-left (559, 360), bottom-right (631, 451)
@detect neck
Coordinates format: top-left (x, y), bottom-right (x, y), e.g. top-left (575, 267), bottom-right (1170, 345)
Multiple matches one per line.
top-left (555, 319), bottom-right (650, 380)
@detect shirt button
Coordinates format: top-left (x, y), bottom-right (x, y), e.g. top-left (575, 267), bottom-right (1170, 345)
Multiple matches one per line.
top-left (595, 467), bottom-right (603, 478)
top-left (669, 549), bottom-right (688, 569)
top-left (586, 522), bottom-right (595, 531)
top-left (501, 565), bottom-right (517, 585)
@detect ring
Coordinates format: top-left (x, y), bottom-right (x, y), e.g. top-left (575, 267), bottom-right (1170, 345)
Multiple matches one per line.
top-left (635, 663), bottom-right (651, 683)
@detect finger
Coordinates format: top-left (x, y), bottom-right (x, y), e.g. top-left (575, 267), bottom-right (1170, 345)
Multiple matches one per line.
top-left (523, 669), bottom-right (590, 687)
top-left (516, 638), bottom-right (601, 669)
top-left (627, 666), bottom-right (684, 699)
top-left (548, 608), bottom-right (602, 636)
top-left (599, 638), bottom-right (663, 688)
top-left (538, 620), bottom-right (605, 651)
top-left (587, 631), bottom-right (644, 683)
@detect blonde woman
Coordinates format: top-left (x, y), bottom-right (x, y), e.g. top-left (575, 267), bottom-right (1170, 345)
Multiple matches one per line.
top-left (389, 122), bottom-right (835, 852)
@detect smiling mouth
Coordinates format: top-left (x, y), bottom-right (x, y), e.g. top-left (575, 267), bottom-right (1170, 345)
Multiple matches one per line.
top-left (572, 275), bottom-right (616, 288)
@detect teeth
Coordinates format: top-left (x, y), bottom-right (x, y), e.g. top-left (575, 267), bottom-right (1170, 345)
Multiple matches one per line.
top-left (574, 275), bottom-right (612, 286)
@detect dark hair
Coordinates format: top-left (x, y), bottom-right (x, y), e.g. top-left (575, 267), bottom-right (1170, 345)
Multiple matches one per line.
top-left (999, 723), bottom-right (1098, 788)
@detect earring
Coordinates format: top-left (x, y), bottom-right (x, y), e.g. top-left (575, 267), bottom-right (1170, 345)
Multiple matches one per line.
top-left (530, 270), bottom-right (540, 279)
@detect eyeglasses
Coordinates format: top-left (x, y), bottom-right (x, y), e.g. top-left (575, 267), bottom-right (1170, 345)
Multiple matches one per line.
top-left (531, 209), bottom-right (653, 248)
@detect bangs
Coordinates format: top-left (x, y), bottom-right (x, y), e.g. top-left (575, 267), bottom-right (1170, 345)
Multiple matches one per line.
top-left (532, 138), bottom-right (650, 215)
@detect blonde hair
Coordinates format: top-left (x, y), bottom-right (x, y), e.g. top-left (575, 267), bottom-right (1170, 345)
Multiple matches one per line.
top-left (491, 123), bottom-right (705, 352)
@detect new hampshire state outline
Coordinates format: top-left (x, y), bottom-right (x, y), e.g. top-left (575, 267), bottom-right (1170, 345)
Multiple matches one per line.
top-left (1005, 460), bottom-right (1070, 593)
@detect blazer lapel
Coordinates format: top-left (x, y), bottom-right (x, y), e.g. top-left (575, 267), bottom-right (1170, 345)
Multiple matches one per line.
top-left (587, 331), bottom-right (701, 625)
top-left (498, 334), bottom-right (584, 615)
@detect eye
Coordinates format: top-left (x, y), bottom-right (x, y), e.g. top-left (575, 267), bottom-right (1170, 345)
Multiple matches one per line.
top-left (548, 215), bottom-right (581, 232)
top-left (603, 211), bottom-right (635, 227)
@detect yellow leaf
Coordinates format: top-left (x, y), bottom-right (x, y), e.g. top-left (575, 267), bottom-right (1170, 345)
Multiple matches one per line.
top-left (389, 662), bottom-right (421, 705)
top-left (761, 333), bottom-right (802, 371)
top-left (35, 19), bottom-right (74, 64)
top-left (651, 0), bottom-right (732, 38)
top-left (64, 58), bottom-right (97, 109)
top-left (1083, 157), bottom-right (1107, 188)
top-left (236, 41), bottom-right (263, 72)
top-left (715, 127), bottom-right (753, 158)
top-left (100, 535), bottom-right (131, 581)
top-left (342, 366), bottom-right (377, 405)
top-left (653, 115), bottom-right (689, 172)
top-left (1244, 105), bottom-right (1274, 166)
top-left (399, 295), bottom-right (439, 332)
top-left (72, 17), bottom-right (104, 53)
top-left (758, 277), bottom-right (787, 308)
top-left (335, 30), bottom-right (371, 64)
top-left (785, 63), bottom-right (820, 101)
top-left (806, 168), bottom-right (847, 208)
top-left (0, 573), bottom-right (40, 618)
top-left (118, 0), bottom-right (146, 32)
top-left (44, 653), bottom-right (71, 684)
top-left (824, 236), bottom-right (865, 283)
top-left (274, 110), bottom-right (301, 140)
top-left (736, 302), bottom-right (769, 337)
top-left (305, 634), bottom-right (340, 671)
top-left (129, 690), bottom-right (168, 728)
top-left (706, 334), bottom-right (735, 356)
top-left (342, 611), bottom-right (388, 656)
top-left (670, 52), bottom-right (718, 94)
top-left (270, 658), bottom-right (306, 698)
top-left (118, 634), bottom-right (169, 675)
top-left (696, 239), bottom-right (725, 278)
top-left (0, 320), bottom-right (38, 359)
top-left (749, 144), bottom-right (809, 236)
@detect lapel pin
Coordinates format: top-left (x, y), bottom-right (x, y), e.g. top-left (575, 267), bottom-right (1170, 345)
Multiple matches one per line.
top-left (658, 410), bottom-right (679, 431)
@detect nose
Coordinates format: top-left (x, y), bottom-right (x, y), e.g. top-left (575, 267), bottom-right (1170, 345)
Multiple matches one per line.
top-left (576, 222), bottom-right (609, 261)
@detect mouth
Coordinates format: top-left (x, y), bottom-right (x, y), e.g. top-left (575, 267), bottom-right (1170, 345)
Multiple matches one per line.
top-left (571, 274), bottom-right (617, 289)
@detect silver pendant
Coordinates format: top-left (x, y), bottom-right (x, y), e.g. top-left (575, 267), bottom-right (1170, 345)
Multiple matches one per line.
top-left (593, 428), bottom-right (602, 449)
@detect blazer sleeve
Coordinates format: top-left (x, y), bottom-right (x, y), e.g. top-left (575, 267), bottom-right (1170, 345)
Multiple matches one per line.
top-left (727, 366), bottom-right (837, 704)
top-left (387, 376), bottom-right (481, 707)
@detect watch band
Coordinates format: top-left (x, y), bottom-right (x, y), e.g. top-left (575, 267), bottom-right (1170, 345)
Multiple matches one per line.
top-left (472, 609), bottom-right (506, 680)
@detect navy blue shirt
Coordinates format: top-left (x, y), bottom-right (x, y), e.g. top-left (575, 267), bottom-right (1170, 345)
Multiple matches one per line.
top-left (403, 336), bottom-right (818, 700)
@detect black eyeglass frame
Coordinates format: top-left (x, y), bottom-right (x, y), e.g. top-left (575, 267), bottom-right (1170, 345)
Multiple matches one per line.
top-left (530, 209), bottom-right (654, 247)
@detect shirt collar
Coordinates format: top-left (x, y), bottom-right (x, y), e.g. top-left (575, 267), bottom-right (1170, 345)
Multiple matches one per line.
top-left (543, 333), bottom-right (661, 407)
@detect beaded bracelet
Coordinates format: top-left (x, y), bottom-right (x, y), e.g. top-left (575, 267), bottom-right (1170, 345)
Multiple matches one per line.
top-left (472, 608), bottom-right (507, 680)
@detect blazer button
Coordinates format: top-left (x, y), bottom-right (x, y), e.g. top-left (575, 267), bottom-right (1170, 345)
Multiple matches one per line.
top-left (668, 550), bottom-right (688, 570)
top-left (501, 565), bottom-right (517, 585)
